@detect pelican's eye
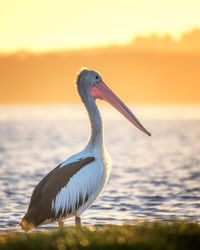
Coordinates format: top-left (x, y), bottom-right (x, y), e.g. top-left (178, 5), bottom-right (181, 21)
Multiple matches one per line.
top-left (95, 75), bottom-right (99, 80)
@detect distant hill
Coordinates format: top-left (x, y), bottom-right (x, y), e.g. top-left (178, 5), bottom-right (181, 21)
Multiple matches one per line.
top-left (0, 28), bottom-right (200, 104)
top-left (131, 28), bottom-right (200, 52)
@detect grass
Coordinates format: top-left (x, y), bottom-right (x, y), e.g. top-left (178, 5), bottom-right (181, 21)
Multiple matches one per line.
top-left (0, 221), bottom-right (200, 250)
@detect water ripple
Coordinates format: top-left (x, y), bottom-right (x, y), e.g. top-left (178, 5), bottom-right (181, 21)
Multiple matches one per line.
top-left (0, 106), bottom-right (200, 230)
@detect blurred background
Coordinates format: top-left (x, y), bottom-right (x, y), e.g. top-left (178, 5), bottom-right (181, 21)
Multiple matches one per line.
top-left (0, 0), bottom-right (200, 104)
top-left (0, 0), bottom-right (200, 229)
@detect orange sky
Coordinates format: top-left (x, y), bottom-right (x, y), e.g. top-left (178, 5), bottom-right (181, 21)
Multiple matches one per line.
top-left (1, 0), bottom-right (200, 52)
top-left (0, 46), bottom-right (200, 104)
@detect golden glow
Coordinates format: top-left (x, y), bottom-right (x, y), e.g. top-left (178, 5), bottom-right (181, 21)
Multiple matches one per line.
top-left (0, 0), bottom-right (200, 52)
top-left (0, 0), bottom-right (200, 104)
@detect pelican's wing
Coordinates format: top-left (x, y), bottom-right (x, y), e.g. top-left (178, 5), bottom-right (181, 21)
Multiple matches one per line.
top-left (21, 157), bottom-right (95, 228)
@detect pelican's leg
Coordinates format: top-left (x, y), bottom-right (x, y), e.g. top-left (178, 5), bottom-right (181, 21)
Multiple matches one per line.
top-left (75, 216), bottom-right (81, 228)
top-left (58, 220), bottom-right (64, 229)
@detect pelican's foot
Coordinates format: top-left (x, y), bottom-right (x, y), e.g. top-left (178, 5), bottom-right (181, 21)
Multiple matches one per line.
top-left (58, 220), bottom-right (64, 229)
top-left (75, 216), bottom-right (81, 228)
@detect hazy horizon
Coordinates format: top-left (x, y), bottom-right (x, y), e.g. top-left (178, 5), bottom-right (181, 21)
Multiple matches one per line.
top-left (0, 28), bottom-right (200, 104)
top-left (1, 0), bottom-right (200, 52)
top-left (1, 27), bottom-right (200, 54)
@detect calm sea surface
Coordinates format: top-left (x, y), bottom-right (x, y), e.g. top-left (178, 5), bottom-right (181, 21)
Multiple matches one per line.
top-left (0, 105), bottom-right (200, 230)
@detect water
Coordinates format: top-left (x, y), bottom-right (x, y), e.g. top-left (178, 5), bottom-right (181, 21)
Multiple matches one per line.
top-left (0, 105), bottom-right (200, 230)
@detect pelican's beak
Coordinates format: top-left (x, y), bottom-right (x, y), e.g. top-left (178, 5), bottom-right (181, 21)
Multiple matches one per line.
top-left (90, 81), bottom-right (151, 136)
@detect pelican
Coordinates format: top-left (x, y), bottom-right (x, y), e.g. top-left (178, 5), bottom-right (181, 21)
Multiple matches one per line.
top-left (18, 69), bottom-right (151, 231)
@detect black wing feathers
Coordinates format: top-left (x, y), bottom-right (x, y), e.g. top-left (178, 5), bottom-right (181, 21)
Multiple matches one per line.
top-left (22, 157), bottom-right (95, 227)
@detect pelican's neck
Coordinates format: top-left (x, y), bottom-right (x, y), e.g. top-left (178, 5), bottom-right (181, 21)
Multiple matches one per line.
top-left (83, 97), bottom-right (104, 152)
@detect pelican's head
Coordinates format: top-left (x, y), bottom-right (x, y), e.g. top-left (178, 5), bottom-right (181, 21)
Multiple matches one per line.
top-left (76, 68), bottom-right (151, 137)
top-left (76, 68), bottom-right (102, 97)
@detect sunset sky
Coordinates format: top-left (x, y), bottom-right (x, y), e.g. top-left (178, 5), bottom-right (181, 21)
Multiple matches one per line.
top-left (1, 0), bottom-right (200, 52)
top-left (0, 0), bottom-right (200, 104)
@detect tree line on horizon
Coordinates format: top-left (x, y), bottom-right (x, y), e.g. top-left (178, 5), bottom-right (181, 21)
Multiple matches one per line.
top-left (0, 27), bottom-right (200, 55)
top-left (130, 27), bottom-right (200, 52)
